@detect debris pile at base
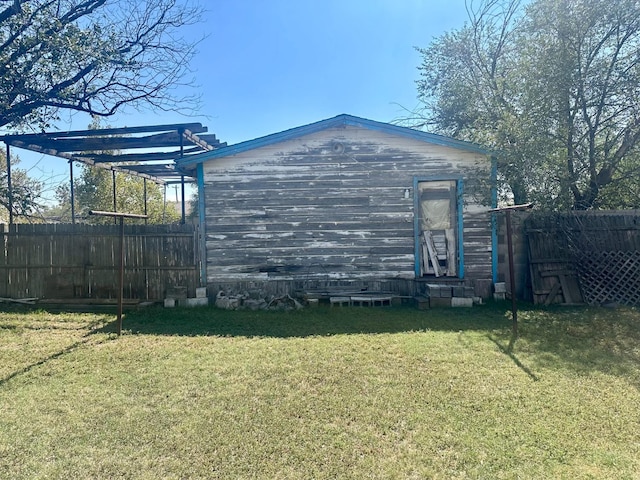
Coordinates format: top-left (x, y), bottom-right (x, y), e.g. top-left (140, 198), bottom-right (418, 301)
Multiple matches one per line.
top-left (215, 290), bottom-right (304, 311)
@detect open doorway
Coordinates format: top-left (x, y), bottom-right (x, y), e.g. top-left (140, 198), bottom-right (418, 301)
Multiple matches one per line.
top-left (416, 179), bottom-right (460, 277)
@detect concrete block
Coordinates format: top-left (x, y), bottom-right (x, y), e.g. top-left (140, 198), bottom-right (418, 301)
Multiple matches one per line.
top-left (439, 287), bottom-right (452, 298)
top-left (452, 297), bottom-right (474, 307)
top-left (494, 282), bottom-right (507, 293)
top-left (493, 292), bottom-right (506, 301)
top-left (426, 284), bottom-right (441, 297)
top-left (183, 297), bottom-right (209, 307)
top-left (415, 296), bottom-right (430, 310)
top-left (164, 298), bottom-right (175, 308)
top-left (430, 297), bottom-right (452, 308)
top-left (195, 287), bottom-right (207, 298)
top-left (452, 286), bottom-right (466, 297)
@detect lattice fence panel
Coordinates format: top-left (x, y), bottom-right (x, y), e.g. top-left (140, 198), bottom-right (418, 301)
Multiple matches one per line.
top-left (576, 251), bottom-right (640, 306)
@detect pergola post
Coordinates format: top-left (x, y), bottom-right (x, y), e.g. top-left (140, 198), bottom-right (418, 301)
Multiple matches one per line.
top-left (181, 176), bottom-right (186, 224)
top-left (162, 184), bottom-right (167, 223)
top-left (179, 129), bottom-right (186, 224)
top-left (6, 143), bottom-right (13, 225)
top-left (143, 178), bottom-right (148, 225)
top-left (69, 161), bottom-right (76, 224)
top-left (112, 170), bottom-right (117, 225)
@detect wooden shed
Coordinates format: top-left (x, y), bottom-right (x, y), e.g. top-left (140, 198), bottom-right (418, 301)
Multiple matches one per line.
top-left (177, 114), bottom-right (498, 299)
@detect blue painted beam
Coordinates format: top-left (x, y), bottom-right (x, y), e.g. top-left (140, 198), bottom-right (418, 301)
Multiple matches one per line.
top-left (197, 163), bottom-right (207, 286)
top-left (176, 114), bottom-right (493, 171)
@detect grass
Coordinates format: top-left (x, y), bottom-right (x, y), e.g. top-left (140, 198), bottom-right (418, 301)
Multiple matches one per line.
top-left (0, 303), bottom-right (638, 479)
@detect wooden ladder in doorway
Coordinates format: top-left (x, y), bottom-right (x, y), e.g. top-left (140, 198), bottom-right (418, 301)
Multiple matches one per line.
top-left (422, 230), bottom-right (443, 277)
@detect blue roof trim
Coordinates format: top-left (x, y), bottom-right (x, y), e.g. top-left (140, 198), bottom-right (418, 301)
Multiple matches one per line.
top-left (176, 114), bottom-right (490, 170)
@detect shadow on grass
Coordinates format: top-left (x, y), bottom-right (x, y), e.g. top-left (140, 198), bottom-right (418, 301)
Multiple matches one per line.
top-left (7, 302), bottom-right (637, 386)
top-left (113, 303), bottom-right (512, 338)
top-left (0, 323), bottom-right (113, 388)
top-left (121, 303), bottom-right (640, 385)
top-left (490, 304), bottom-right (640, 386)
top-left (487, 333), bottom-right (540, 381)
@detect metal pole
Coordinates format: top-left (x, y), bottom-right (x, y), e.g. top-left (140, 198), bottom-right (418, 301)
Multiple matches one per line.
top-left (69, 161), bottom-right (76, 224)
top-left (489, 203), bottom-right (532, 339)
top-left (6, 143), bottom-right (13, 225)
top-left (112, 170), bottom-right (117, 224)
top-left (181, 176), bottom-right (186, 224)
top-left (143, 178), bottom-right (148, 225)
top-left (88, 210), bottom-right (147, 336)
top-left (179, 129), bottom-right (186, 224)
top-left (505, 210), bottom-right (518, 337)
top-left (162, 184), bottom-right (167, 223)
top-left (117, 216), bottom-right (125, 336)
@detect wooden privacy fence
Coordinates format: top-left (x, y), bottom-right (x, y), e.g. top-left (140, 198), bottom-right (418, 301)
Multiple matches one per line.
top-left (0, 223), bottom-right (200, 301)
top-left (526, 211), bottom-right (640, 306)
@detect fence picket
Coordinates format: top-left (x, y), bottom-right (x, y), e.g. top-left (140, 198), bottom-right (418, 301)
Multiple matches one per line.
top-left (0, 224), bottom-right (199, 301)
top-left (526, 211), bottom-right (640, 306)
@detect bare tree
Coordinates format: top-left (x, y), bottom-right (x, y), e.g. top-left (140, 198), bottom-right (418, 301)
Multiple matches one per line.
top-left (0, 0), bottom-right (203, 131)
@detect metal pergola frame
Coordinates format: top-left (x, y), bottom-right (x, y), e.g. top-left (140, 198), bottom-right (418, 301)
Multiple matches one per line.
top-left (1, 123), bottom-right (224, 224)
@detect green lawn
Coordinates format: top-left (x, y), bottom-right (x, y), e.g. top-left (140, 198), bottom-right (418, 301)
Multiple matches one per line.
top-left (0, 303), bottom-right (638, 479)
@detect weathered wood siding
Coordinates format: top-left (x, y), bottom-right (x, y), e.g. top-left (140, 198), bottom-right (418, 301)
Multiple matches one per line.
top-left (202, 126), bottom-right (493, 292)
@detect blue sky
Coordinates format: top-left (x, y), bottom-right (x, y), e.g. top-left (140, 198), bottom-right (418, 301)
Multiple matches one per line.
top-left (14, 0), bottom-right (471, 201)
top-left (185, 0), bottom-right (469, 144)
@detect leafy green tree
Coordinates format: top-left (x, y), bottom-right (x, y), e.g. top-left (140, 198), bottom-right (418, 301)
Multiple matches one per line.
top-left (52, 164), bottom-right (180, 224)
top-left (0, 152), bottom-right (43, 222)
top-left (415, 0), bottom-right (640, 210)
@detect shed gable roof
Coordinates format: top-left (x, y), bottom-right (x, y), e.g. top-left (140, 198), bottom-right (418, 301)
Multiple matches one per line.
top-left (176, 114), bottom-right (490, 171)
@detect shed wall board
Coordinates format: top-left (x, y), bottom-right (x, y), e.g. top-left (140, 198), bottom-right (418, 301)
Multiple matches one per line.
top-left (201, 125), bottom-right (493, 291)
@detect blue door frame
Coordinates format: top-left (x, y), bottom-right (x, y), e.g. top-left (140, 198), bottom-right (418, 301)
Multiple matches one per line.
top-left (413, 176), bottom-right (465, 279)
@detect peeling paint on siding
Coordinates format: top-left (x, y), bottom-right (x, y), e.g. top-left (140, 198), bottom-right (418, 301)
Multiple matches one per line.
top-left (202, 125), bottom-right (493, 288)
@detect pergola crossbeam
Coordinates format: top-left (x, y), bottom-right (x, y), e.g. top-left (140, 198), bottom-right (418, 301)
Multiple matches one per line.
top-left (5, 140), bottom-right (163, 183)
top-left (1, 122), bottom-right (207, 140)
top-left (1, 123), bottom-right (221, 184)
top-left (184, 129), bottom-right (219, 152)
top-left (1, 122), bottom-right (221, 224)
top-left (86, 147), bottom-right (202, 164)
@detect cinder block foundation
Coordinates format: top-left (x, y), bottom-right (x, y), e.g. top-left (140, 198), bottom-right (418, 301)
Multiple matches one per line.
top-left (183, 297), bottom-right (209, 307)
top-left (429, 297), bottom-right (452, 308)
top-left (164, 298), bottom-right (176, 308)
top-left (451, 297), bottom-right (473, 307)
